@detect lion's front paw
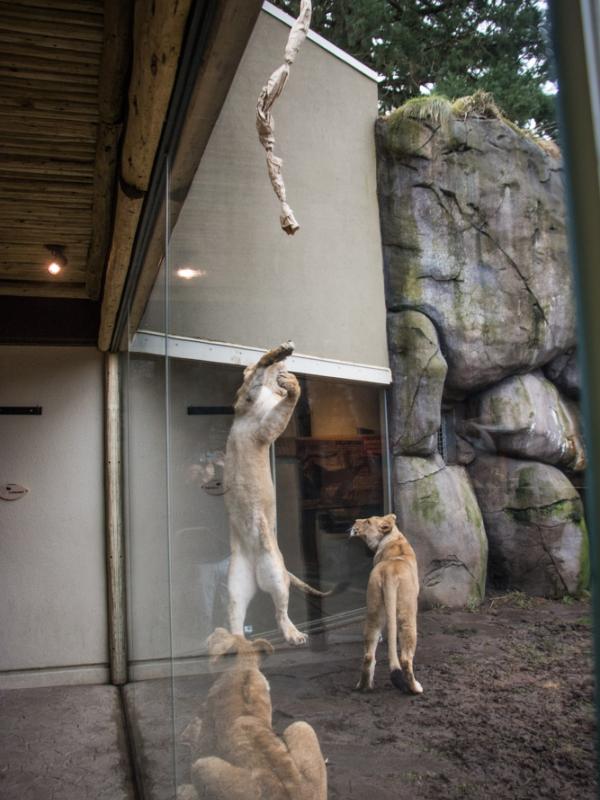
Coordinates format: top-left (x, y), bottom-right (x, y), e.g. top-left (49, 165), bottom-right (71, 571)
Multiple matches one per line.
top-left (277, 371), bottom-right (300, 398)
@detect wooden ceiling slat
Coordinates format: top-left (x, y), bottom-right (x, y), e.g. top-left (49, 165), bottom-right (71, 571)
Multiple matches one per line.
top-left (0, 53), bottom-right (100, 78)
top-left (0, 16), bottom-right (104, 44)
top-left (0, 41), bottom-right (101, 68)
top-left (1, 139), bottom-right (96, 161)
top-left (0, 66), bottom-right (99, 87)
top-left (0, 3), bottom-right (104, 30)
top-left (0, 158), bottom-right (95, 179)
top-left (0, 138), bottom-right (96, 161)
top-left (0, 213), bottom-right (93, 226)
top-left (0, 72), bottom-right (97, 98)
top-left (0, 83), bottom-right (98, 108)
top-left (0, 31), bottom-right (103, 55)
top-left (0, 0), bottom-right (102, 14)
top-left (0, 187), bottom-right (94, 202)
top-left (2, 101), bottom-right (98, 123)
top-left (0, 116), bottom-right (97, 141)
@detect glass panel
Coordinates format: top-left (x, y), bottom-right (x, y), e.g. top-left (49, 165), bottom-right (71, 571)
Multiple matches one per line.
top-left (118, 4), bottom-right (598, 799)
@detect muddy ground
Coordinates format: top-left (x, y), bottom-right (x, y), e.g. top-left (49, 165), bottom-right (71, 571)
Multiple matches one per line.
top-left (264, 595), bottom-right (597, 800)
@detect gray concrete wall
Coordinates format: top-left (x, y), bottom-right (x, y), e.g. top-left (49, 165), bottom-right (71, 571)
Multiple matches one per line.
top-left (142, 9), bottom-right (388, 369)
top-left (0, 346), bottom-right (108, 687)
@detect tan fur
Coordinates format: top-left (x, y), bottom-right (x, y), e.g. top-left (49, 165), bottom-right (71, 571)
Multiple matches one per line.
top-left (224, 342), bottom-right (329, 645)
top-left (350, 514), bottom-right (423, 694)
top-left (184, 628), bottom-right (327, 800)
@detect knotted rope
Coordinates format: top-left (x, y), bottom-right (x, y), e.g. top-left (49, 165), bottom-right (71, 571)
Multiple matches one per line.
top-left (256, 1), bottom-right (312, 235)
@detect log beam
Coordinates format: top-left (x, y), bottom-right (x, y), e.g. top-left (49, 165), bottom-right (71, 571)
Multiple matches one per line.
top-left (85, 0), bottom-right (132, 300)
top-left (97, 0), bottom-right (193, 346)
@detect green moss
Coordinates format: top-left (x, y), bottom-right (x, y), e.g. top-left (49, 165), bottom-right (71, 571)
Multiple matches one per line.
top-left (489, 395), bottom-right (513, 423)
top-left (515, 465), bottom-right (537, 505)
top-left (414, 484), bottom-right (444, 525)
top-left (506, 497), bottom-right (582, 525)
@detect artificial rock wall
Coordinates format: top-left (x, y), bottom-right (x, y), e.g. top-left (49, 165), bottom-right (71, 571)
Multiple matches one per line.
top-left (377, 109), bottom-right (588, 607)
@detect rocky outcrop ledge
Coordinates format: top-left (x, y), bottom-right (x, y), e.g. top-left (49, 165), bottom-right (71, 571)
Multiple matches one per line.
top-left (378, 95), bottom-right (588, 606)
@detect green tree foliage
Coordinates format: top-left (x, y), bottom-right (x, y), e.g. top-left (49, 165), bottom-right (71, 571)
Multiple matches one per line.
top-left (272, 0), bottom-right (556, 136)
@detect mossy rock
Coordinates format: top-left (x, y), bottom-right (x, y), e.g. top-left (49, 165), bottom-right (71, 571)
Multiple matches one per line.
top-left (469, 455), bottom-right (588, 597)
top-left (394, 454), bottom-right (487, 609)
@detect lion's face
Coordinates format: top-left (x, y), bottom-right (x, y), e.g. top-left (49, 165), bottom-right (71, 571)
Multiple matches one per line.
top-left (349, 513), bottom-right (397, 551)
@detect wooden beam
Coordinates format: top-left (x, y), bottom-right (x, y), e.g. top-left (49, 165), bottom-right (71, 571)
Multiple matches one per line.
top-left (97, 0), bottom-right (193, 346)
top-left (85, 0), bottom-right (132, 300)
top-left (125, 0), bottom-right (264, 341)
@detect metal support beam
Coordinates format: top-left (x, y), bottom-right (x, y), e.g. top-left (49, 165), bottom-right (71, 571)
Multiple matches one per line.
top-left (104, 352), bottom-right (127, 685)
top-left (550, 0), bottom-right (600, 774)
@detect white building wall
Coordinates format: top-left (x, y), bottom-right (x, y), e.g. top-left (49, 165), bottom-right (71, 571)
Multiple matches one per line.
top-left (0, 346), bottom-right (108, 688)
top-left (142, 8), bottom-right (388, 369)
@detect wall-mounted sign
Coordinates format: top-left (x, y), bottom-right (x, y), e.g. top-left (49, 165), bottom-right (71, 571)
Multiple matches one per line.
top-left (0, 484), bottom-right (29, 501)
top-left (0, 407), bottom-right (42, 415)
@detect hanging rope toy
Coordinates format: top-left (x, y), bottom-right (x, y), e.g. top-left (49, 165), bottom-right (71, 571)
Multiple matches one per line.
top-left (256, 0), bottom-right (312, 235)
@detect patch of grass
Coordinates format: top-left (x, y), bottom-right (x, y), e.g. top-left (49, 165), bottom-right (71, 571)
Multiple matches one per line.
top-left (452, 90), bottom-right (502, 119)
top-left (511, 641), bottom-right (546, 667)
top-left (490, 590), bottom-right (533, 610)
top-left (384, 89), bottom-right (559, 155)
top-left (443, 625), bottom-right (478, 638)
top-left (447, 653), bottom-right (468, 666)
top-left (466, 596), bottom-right (481, 613)
top-left (388, 94), bottom-right (453, 129)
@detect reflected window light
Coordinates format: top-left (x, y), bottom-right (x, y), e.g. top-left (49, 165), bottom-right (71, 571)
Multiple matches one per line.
top-left (176, 267), bottom-right (207, 280)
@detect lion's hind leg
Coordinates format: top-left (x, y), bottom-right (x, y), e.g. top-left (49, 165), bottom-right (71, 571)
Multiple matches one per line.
top-left (283, 721), bottom-right (327, 800)
top-left (356, 589), bottom-right (385, 691)
top-left (227, 549), bottom-right (257, 636)
top-left (391, 589), bottom-right (423, 695)
top-left (191, 756), bottom-right (261, 800)
top-left (256, 543), bottom-right (307, 646)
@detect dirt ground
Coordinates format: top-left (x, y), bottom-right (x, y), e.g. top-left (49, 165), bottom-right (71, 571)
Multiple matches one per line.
top-left (263, 595), bottom-right (597, 800)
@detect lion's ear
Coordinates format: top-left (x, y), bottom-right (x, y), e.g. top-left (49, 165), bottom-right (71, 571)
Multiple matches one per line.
top-left (378, 514), bottom-right (396, 534)
top-left (252, 638), bottom-right (274, 659)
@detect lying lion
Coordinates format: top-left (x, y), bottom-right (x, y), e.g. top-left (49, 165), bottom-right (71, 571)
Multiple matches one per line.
top-left (350, 514), bottom-right (423, 694)
top-left (178, 628), bottom-right (327, 800)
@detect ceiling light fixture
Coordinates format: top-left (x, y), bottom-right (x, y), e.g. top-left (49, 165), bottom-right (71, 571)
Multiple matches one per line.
top-left (44, 243), bottom-right (68, 276)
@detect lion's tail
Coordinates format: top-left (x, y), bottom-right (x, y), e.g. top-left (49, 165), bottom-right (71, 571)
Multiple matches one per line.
top-left (383, 577), bottom-right (404, 690)
top-left (288, 572), bottom-right (338, 597)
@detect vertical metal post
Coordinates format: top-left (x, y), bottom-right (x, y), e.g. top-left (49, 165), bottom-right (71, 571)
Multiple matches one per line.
top-left (550, 0), bottom-right (600, 777)
top-left (381, 388), bottom-right (393, 514)
top-left (105, 351), bottom-right (128, 685)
